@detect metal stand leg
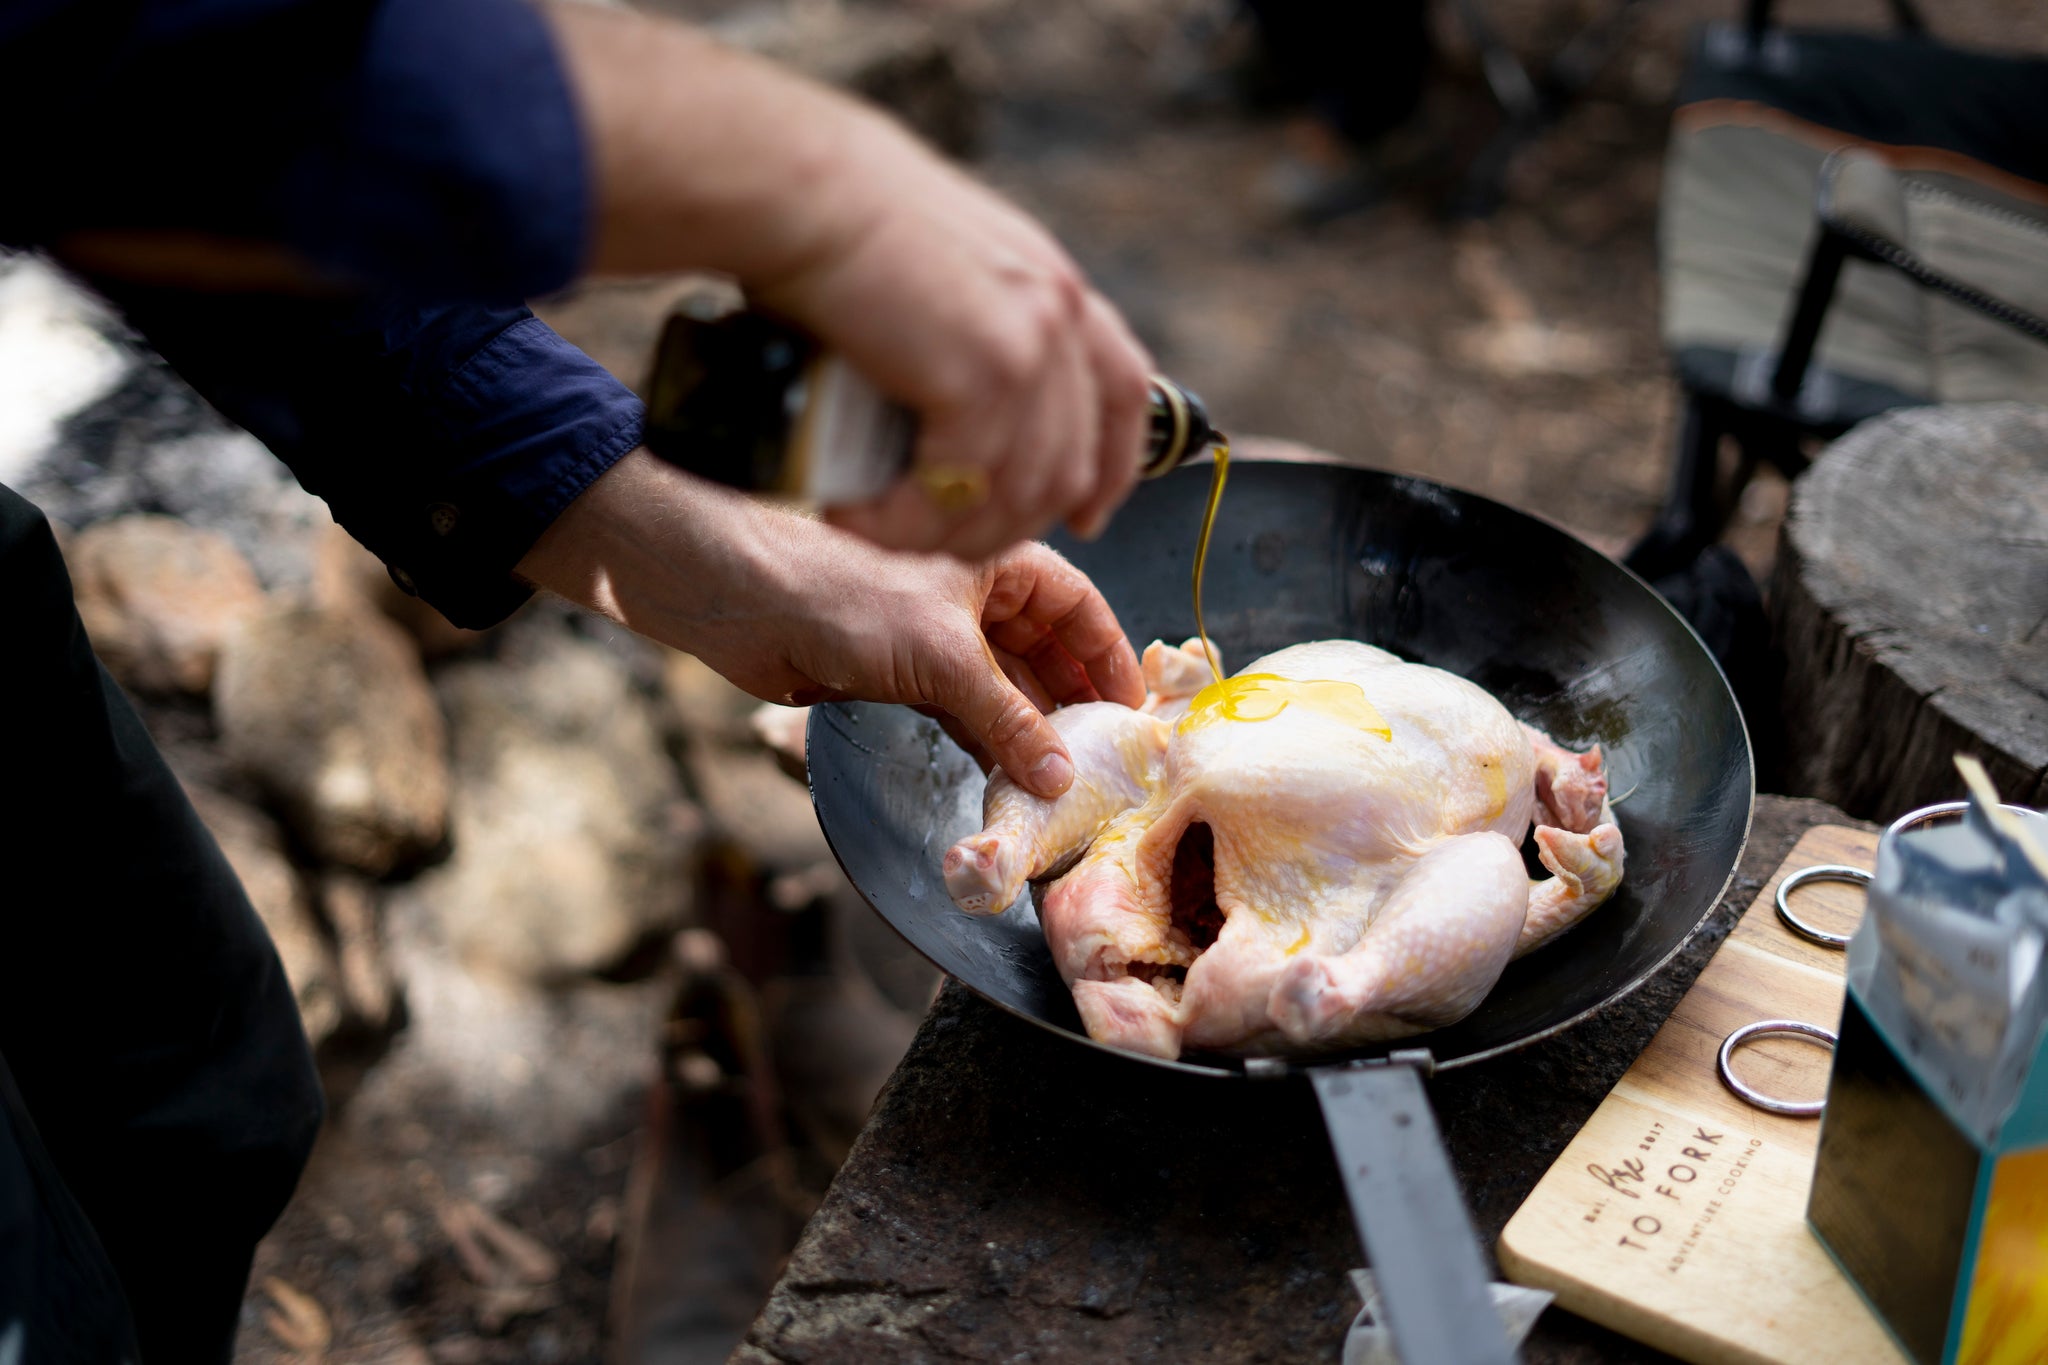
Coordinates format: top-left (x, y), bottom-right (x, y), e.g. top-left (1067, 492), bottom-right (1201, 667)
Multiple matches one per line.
top-left (1311, 1064), bottom-right (1517, 1365)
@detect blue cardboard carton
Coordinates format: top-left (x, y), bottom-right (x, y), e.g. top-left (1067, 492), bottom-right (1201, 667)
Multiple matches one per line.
top-left (1808, 799), bottom-right (2048, 1365)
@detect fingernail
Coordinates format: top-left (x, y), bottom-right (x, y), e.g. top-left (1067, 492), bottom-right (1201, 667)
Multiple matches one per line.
top-left (1030, 751), bottom-right (1073, 795)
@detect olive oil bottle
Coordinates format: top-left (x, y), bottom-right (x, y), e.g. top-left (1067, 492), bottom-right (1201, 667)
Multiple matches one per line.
top-left (640, 301), bottom-right (1221, 504)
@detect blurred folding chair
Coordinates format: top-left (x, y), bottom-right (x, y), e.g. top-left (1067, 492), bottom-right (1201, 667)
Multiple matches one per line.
top-left (1625, 4), bottom-right (2048, 577)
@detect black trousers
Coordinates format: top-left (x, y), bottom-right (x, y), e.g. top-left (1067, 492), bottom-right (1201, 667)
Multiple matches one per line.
top-left (0, 484), bottom-right (324, 1363)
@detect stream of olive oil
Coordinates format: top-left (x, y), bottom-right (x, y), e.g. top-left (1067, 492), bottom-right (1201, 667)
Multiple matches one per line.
top-left (1190, 439), bottom-right (1229, 686)
top-left (1183, 441), bottom-right (1392, 740)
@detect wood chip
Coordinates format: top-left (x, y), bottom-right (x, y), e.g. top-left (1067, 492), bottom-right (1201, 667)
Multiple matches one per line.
top-left (435, 1196), bottom-right (560, 1287)
top-left (261, 1276), bottom-right (332, 1358)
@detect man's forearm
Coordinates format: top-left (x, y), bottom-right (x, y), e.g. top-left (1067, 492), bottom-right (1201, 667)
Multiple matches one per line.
top-left (513, 448), bottom-right (1145, 799)
top-left (542, 1), bottom-right (1155, 560)
top-left (542, 2), bottom-right (884, 283)
top-left (514, 448), bottom-right (804, 685)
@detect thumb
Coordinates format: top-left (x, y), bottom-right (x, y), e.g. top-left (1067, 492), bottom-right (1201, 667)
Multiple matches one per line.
top-left (938, 648), bottom-right (1074, 799)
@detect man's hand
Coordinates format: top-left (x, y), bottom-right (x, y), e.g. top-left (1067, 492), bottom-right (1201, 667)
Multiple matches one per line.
top-left (515, 450), bottom-right (1143, 797)
top-left (544, 3), bottom-right (1155, 558)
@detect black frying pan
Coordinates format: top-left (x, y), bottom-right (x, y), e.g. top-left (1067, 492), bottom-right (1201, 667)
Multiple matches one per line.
top-left (807, 462), bottom-right (1753, 1363)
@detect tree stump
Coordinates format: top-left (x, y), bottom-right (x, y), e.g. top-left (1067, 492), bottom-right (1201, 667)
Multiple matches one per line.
top-left (1772, 403), bottom-right (2048, 821)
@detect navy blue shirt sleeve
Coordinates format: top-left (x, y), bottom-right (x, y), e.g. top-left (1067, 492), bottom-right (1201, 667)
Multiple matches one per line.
top-left (3, 0), bottom-right (642, 628)
top-left (104, 283), bottom-right (645, 629)
top-left (4, 0), bottom-right (591, 301)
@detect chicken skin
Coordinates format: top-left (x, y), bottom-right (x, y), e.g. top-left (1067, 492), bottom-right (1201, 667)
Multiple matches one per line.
top-left (942, 639), bottom-right (1624, 1060)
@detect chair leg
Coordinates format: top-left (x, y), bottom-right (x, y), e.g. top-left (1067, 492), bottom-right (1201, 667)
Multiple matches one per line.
top-left (1771, 227), bottom-right (1852, 409)
top-left (1625, 396), bottom-right (1724, 578)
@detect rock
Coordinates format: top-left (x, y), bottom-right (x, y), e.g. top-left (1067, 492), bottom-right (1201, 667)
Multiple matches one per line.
top-left (685, 745), bottom-right (832, 876)
top-left (20, 344), bottom-right (331, 593)
top-left (215, 603), bottom-right (450, 875)
top-left (68, 514), bottom-right (265, 693)
top-left (312, 517), bottom-right (490, 659)
top-left (184, 782), bottom-right (343, 1046)
top-left (322, 874), bottom-right (397, 1031)
top-left (0, 256), bottom-right (131, 486)
top-left (1, 261), bottom-right (326, 591)
top-left (43, 513), bottom-right (75, 561)
top-left (763, 969), bottom-right (921, 1167)
top-left (750, 703), bottom-right (810, 782)
top-left (660, 652), bottom-right (763, 749)
top-left (399, 632), bottom-right (701, 981)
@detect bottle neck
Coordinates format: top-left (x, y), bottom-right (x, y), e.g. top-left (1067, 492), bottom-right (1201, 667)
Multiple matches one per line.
top-left (1144, 377), bottom-right (1218, 477)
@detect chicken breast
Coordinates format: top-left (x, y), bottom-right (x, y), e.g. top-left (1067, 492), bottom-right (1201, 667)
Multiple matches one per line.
top-left (942, 639), bottom-right (1623, 1060)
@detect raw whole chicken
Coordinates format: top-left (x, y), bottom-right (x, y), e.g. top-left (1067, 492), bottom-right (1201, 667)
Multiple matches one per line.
top-left (942, 638), bottom-right (1625, 1060)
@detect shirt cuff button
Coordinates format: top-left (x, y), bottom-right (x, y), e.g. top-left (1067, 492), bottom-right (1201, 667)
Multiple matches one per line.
top-left (387, 564), bottom-right (420, 597)
top-left (428, 503), bottom-right (462, 537)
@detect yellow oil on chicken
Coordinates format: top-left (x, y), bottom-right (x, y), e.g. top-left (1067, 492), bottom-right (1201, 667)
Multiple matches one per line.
top-left (1957, 1142), bottom-right (2048, 1365)
top-left (1178, 673), bottom-right (1394, 740)
top-left (1482, 759), bottom-right (1508, 820)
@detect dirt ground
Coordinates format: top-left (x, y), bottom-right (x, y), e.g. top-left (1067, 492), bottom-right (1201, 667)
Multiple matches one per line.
top-left (942, 0), bottom-right (2048, 569)
top-left (231, 2), bottom-right (2048, 1361)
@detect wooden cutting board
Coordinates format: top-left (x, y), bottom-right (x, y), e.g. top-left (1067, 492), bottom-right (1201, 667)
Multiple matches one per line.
top-left (1498, 825), bottom-right (1906, 1365)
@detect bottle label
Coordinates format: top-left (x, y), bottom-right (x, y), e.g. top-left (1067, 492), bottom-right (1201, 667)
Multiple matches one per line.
top-left (787, 356), bottom-right (918, 505)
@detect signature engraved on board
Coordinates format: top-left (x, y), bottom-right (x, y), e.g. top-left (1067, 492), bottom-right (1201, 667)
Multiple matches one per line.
top-left (1577, 1123), bottom-right (1768, 1270)
top-left (1587, 1156), bottom-right (1649, 1199)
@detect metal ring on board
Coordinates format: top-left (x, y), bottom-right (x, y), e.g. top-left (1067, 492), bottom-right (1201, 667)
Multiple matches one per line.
top-left (1717, 1019), bottom-right (1837, 1117)
top-left (1773, 864), bottom-right (1871, 948)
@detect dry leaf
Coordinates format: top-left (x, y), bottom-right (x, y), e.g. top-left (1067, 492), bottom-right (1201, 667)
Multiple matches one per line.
top-left (261, 1276), bottom-right (332, 1358)
top-left (435, 1197), bottom-right (560, 1287)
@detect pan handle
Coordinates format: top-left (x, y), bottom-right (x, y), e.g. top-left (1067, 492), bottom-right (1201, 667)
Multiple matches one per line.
top-left (1310, 1064), bottom-right (1519, 1365)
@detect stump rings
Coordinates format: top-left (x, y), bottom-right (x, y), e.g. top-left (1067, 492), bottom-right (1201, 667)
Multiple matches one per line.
top-left (1717, 1020), bottom-right (1837, 1117)
top-left (1774, 864), bottom-right (1871, 948)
